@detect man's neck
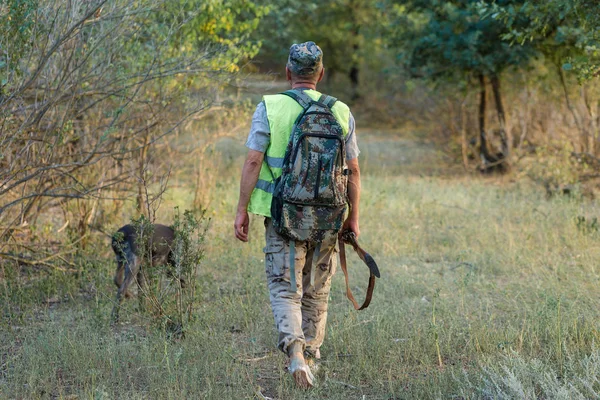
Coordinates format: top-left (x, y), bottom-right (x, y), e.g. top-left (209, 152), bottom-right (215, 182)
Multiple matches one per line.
top-left (291, 82), bottom-right (317, 90)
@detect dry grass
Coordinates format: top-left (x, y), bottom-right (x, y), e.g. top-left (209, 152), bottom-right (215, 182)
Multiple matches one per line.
top-left (2, 120), bottom-right (600, 399)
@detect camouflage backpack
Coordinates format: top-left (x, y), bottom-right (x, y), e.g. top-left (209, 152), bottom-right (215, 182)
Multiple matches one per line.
top-left (271, 89), bottom-right (349, 244)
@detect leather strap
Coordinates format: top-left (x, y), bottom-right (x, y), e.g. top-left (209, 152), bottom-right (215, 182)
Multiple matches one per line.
top-left (338, 233), bottom-right (376, 310)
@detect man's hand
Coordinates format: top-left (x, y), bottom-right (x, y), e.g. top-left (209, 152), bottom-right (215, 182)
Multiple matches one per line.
top-left (234, 209), bottom-right (250, 242)
top-left (341, 217), bottom-right (360, 239)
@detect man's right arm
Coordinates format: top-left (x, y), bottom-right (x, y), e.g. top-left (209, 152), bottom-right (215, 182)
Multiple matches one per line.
top-left (235, 102), bottom-right (270, 242)
top-left (235, 149), bottom-right (264, 242)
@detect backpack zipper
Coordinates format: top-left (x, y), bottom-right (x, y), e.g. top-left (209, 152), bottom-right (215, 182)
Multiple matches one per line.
top-left (315, 158), bottom-right (322, 199)
top-left (302, 110), bottom-right (336, 117)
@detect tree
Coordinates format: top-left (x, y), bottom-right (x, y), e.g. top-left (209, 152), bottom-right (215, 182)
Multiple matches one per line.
top-left (481, 0), bottom-right (600, 154)
top-left (392, 0), bottom-right (536, 172)
top-left (481, 0), bottom-right (600, 82)
top-left (0, 0), bottom-right (266, 259)
top-left (253, 0), bottom-right (391, 102)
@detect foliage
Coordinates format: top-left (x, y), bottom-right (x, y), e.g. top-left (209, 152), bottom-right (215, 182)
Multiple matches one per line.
top-left (0, 0), bottom-right (265, 261)
top-left (0, 0), bottom-right (39, 82)
top-left (160, 0), bottom-right (269, 73)
top-left (169, 208), bottom-right (208, 332)
top-left (392, 0), bottom-right (536, 82)
top-left (253, 0), bottom-right (393, 97)
top-left (389, 1), bottom-right (538, 171)
top-left (480, 0), bottom-right (600, 82)
top-left (128, 208), bottom-right (208, 338)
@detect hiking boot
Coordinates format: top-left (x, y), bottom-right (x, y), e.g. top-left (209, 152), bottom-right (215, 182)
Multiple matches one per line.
top-left (288, 343), bottom-right (315, 390)
top-left (289, 355), bottom-right (314, 389)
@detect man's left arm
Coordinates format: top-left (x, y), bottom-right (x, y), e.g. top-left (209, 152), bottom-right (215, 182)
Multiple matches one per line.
top-left (342, 112), bottom-right (361, 237)
top-left (343, 157), bottom-right (361, 238)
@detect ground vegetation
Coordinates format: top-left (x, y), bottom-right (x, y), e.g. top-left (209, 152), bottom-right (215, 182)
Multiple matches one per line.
top-left (2, 1), bottom-right (600, 398)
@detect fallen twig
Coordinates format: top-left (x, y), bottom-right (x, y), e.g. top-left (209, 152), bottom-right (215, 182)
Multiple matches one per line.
top-left (0, 252), bottom-right (78, 272)
top-left (328, 379), bottom-right (359, 390)
top-left (256, 390), bottom-right (273, 400)
top-left (450, 262), bottom-right (476, 271)
top-left (338, 318), bottom-right (375, 332)
top-left (238, 354), bottom-right (274, 363)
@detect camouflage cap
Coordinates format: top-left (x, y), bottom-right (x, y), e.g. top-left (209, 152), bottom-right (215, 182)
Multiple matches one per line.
top-left (287, 41), bottom-right (323, 76)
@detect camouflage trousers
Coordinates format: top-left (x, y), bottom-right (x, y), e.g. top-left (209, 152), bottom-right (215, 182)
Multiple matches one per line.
top-left (263, 218), bottom-right (337, 356)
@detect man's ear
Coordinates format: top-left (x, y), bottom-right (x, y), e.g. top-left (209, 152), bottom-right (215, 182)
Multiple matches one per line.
top-left (286, 66), bottom-right (292, 82)
top-left (317, 67), bottom-right (325, 83)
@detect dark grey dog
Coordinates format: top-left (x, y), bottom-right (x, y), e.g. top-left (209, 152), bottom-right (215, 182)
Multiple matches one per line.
top-left (110, 223), bottom-right (175, 322)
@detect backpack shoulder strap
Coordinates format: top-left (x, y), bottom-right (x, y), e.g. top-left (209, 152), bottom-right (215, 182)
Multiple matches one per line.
top-left (318, 94), bottom-right (338, 109)
top-left (281, 90), bottom-right (313, 109)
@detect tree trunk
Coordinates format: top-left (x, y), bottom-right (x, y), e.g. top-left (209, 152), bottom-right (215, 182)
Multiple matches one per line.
top-left (136, 126), bottom-right (149, 217)
top-left (461, 99), bottom-right (469, 170)
top-left (478, 74), bottom-right (492, 166)
top-left (582, 85), bottom-right (597, 156)
top-left (349, 62), bottom-right (359, 101)
top-left (478, 74), bottom-right (509, 173)
top-left (490, 74), bottom-right (513, 172)
top-left (490, 74), bottom-right (511, 172)
top-left (348, 0), bottom-right (360, 101)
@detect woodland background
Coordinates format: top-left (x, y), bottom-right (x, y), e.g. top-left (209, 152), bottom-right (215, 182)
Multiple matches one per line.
top-left (2, 1), bottom-right (600, 399)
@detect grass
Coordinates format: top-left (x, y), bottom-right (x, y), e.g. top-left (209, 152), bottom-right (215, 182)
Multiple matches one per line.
top-left (3, 124), bottom-right (600, 399)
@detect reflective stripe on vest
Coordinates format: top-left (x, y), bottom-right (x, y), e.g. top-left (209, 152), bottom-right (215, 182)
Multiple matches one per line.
top-left (256, 179), bottom-right (274, 193)
top-left (247, 89), bottom-right (351, 218)
top-left (266, 155), bottom-right (284, 169)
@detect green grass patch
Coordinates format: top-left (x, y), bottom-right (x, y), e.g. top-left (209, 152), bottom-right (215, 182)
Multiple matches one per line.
top-left (3, 130), bottom-right (600, 399)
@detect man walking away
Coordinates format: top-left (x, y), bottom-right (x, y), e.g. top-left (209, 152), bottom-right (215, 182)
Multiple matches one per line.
top-left (234, 41), bottom-right (361, 389)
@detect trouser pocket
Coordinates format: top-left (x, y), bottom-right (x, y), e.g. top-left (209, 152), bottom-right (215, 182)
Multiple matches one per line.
top-left (264, 242), bottom-right (285, 278)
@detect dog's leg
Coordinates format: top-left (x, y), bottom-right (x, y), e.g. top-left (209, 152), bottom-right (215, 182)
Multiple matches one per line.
top-left (114, 259), bottom-right (125, 289)
top-left (112, 236), bottom-right (133, 298)
top-left (111, 250), bottom-right (140, 323)
top-left (114, 256), bottom-right (135, 298)
top-left (113, 238), bottom-right (127, 289)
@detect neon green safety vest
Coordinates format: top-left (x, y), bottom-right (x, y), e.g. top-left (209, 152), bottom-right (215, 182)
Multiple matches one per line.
top-left (247, 89), bottom-right (351, 217)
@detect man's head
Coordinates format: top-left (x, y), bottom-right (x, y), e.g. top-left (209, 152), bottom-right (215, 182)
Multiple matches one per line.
top-left (286, 41), bottom-right (324, 86)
